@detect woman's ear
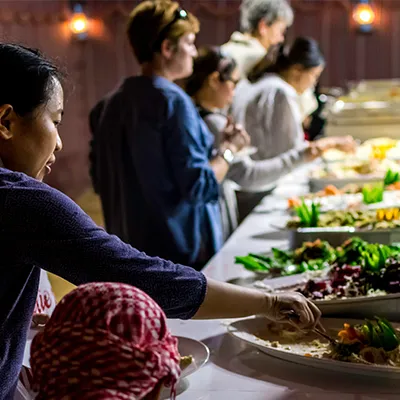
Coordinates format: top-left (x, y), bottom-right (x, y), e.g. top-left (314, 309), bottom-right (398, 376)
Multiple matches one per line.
top-left (207, 71), bottom-right (221, 90)
top-left (160, 38), bottom-right (177, 60)
top-left (0, 105), bottom-right (14, 141)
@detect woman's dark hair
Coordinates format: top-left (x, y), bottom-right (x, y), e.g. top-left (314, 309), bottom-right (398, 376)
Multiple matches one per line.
top-left (0, 44), bottom-right (63, 116)
top-left (248, 37), bottom-right (324, 83)
top-left (185, 46), bottom-right (237, 97)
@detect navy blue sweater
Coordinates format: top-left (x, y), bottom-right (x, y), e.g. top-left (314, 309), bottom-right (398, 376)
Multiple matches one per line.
top-left (0, 169), bottom-right (206, 399)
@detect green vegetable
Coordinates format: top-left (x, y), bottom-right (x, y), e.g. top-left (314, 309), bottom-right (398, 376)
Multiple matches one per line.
top-left (248, 253), bottom-right (273, 264)
top-left (379, 317), bottom-right (397, 336)
top-left (362, 324), bottom-right (370, 342)
top-left (234, 256), bottom-right (270, 272)
top-left (376, 319), bottom-right (399, 351)
top-left (272, 248), bottom-right (291, 264)
top-left (360, 318), bottom-right (400, 351)
top-left (236, 237), bottom-right (400, 278)
top-left (362, 183), bottom-right (384, 205)
top-left (384, 169), bottom-right (400, 186)
top-left (293, 200), bottom-right (320, 227)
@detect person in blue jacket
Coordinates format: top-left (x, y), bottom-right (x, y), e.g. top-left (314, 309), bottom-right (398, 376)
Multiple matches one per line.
top-left (89, 0), bottom-right (251, 270)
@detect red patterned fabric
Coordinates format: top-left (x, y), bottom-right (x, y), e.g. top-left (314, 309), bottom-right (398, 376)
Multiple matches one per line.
top-left (30, 282), bottom-right (181, 399)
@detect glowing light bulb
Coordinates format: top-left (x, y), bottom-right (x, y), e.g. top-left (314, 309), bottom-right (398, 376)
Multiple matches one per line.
top-left (353, 3), bottom-right (375, 26)
top-left (70, 12), bottom-right (88, 35)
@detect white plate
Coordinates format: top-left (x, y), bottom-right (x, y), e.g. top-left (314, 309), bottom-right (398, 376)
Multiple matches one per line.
top-left (232, 146), bottom-right (257, 162)
top-left (228, 316), bottom-right (400, 379)
top-left (177, 336), bottom-right (210, 378)
top-left (23, 334), bottom-right (209, 379)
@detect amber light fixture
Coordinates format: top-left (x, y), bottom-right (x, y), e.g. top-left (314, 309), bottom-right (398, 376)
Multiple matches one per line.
top-left (353, 1), bottom-right (376, 32)
top-left (69, 3), bottom-right (89, 39)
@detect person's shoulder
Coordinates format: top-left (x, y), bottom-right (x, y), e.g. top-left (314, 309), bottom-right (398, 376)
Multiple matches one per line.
top-left (257, 74), bottom-right (293, 94)
top-left (153, 77), bottom-right (189, 101)
top-left (156, 80), bottom-right (197, 116)
top-left (0, 169), bottom-right (76, 211)
top-left (0, 168), bottom-right (40, 191)
top-left (0, 170), bottom-right (96, 236)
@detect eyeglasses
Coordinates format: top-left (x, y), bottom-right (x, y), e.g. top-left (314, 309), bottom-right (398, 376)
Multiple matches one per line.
top-left (226, 77), bottom-right (240, 87)
top-left (153, 7), bottom-right (189, 51)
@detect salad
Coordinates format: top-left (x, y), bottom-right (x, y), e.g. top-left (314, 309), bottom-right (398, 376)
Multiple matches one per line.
top-left (327, 318), bottom-right (400, 366)
top-left (235, 239), bottom-right (336, 276)
top-left (235, 237), bottom-right (400, 302)
top-left (298, 237), bottom-right (400, 300)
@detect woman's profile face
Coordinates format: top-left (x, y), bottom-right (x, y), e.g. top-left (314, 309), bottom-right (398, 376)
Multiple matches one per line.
top-left (294, 65), bottom-right (324, 94)
top-left (169, 33), bottom-right (198, 80)
top-left (213, 67), bottom-right (240, 109)
top-left (0, 78), bottom-right (64, 181)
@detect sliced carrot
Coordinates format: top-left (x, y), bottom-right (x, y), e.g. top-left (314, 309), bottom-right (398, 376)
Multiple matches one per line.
top-left (288, 197), bottom-right (301, 208)
top-left (304, 353), bottom-right (312, 357)
top-left (324, 185), bottom-right (340, 195)
top-left (338, 330), bottom-right (349, 339)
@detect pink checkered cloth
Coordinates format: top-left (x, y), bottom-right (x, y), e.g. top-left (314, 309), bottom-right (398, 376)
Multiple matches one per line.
top-left (30, 282), bottom-right (181, 399)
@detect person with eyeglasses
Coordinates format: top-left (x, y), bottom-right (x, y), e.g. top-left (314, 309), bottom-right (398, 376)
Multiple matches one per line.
top-left (184, 46), bottom-right (319, 239)
top-left (89, 0), bottom-right (250, 270)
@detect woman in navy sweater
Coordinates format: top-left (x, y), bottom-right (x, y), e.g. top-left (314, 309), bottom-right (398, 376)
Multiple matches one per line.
top-left (0, 35), bottom-right (320, 400)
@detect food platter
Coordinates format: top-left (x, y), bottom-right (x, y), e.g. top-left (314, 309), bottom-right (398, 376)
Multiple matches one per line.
top-left (253, 273), bottom-right (400, 321)
top-left (308, 155), bottom-right (400, 193)
top-left (309, 176), bottom-right (382, 192)
top-left (228, 317), bottom-right (400, 379)
top-left (286, 226), bottom-right (400, 249)
top-left (289, 191), bottom-right (400, 213)
top-left (234, 238), bottom-right (400, 320)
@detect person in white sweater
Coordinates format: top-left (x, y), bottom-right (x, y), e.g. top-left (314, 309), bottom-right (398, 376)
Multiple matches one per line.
top-left (233, 37), bottom-right (355, 176)
top-left (222, 0), bottom-right (317, 123)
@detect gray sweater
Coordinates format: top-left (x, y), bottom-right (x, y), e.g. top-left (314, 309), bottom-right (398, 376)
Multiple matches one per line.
top-left (204, 111), bottom-right (306, 193)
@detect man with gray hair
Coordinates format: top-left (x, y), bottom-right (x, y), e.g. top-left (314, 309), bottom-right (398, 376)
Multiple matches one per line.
top-left (222, 0), bottom-right (294, 78)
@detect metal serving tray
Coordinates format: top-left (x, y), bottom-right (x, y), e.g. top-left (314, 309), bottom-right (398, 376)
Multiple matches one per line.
top-left (287, 226), bottom-right (400, 249)
top-left (309, 176), bottom-right (381, 192)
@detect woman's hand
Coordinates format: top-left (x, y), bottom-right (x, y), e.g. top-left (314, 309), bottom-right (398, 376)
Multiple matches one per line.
top-left (221, 118), bottom-right (251, 153)
top-left (264, 291), bottom-right (321, 330)
top-left (330, 135), bottom-right (357, 153)
top-left (315, 135), bottom-right (357, 154)
top-left (194, 278), bottom-right (321, 331)
top-left (304, 142), bottom-right (323, 162)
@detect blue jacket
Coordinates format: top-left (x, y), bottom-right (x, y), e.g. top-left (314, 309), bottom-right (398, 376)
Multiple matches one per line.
top-left (90, 76), bottom-right (223, 267)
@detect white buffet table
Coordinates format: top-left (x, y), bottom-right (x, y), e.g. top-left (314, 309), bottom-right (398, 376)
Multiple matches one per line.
top-left (166, 169), bottom-right (400, 400)
top-left (21, 167), bottom-right (400, 399)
